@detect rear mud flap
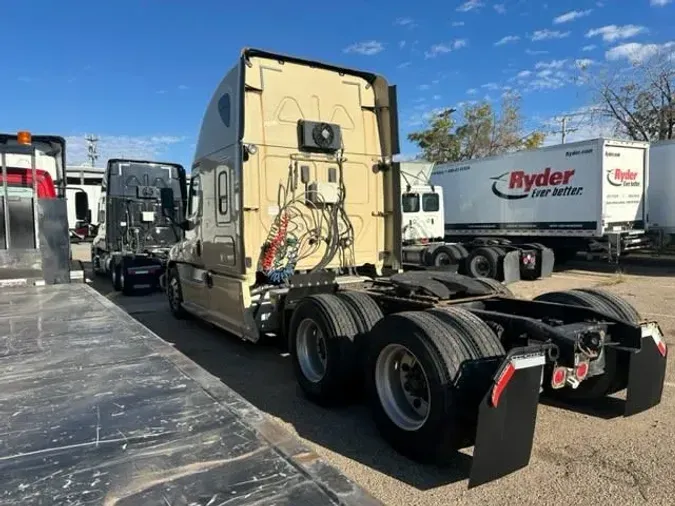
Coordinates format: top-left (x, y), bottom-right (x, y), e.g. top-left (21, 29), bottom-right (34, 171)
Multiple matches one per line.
top-left (501, 251), bottom-right (521, 285)
top-left (468, 348), bottom-right (547, 488)
top-left (625, 322), bottom-right (668, 416)
top-left (539, 247), bottom-right (554, 278)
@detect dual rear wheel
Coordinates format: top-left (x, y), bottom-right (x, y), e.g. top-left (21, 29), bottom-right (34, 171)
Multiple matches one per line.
top-left (288, 292), bottom-right (505, 463)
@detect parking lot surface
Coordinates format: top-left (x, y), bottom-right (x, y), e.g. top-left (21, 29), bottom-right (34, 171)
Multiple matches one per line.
top-left (71, 244), bottom-right (675, 506)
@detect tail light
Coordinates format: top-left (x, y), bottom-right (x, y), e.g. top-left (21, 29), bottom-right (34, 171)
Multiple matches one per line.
top-left (550, 366), bottom-right (567, 389)
top-left (575, 361), bottom-right (589, 380)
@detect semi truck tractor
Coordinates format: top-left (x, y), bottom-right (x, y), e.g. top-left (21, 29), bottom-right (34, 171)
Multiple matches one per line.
top-left (430, 138), bottom-right (651, 263)
top-left (399, 160), bottom-right (552, 282)
top-left (646, 139), bottom-right (675, 248)
top-left (164, 48), bottom-right (668, 488)
top-left (0, 131), bottom-right (378, 505)
top-left (90, 158), bottom-right (187, 294)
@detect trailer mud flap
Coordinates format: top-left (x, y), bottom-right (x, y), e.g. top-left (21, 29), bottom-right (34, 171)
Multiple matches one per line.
top-left (539, 247), bottom-right (554, 278)
top-left (625, 322), bottom-right (668, 416)
top-left (468, 349), bottom-right (546, 488)
top-left (501, 251), bottom-right (521, 285)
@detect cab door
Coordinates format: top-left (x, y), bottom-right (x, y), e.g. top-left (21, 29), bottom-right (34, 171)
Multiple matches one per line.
top-left (177, 171), bottom-right (210, 315)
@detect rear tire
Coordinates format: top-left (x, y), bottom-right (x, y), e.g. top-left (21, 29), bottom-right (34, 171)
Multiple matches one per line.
top-left (366, 311), bottom-right (480, 464)
top-left (575, 288), bottom-right (641, 323)
top-left (466, 247), bottom-right (500, 279)
top-left (111, 260), bottom-right (122, 291)
top-left (427, 306), bottom-right (505, 358)
top-left (429, 245), bottom-right (460, 268)
top-left (120, 259), bottom-right (135, 296)
top-left (289, 294), bottom-right (360, 406)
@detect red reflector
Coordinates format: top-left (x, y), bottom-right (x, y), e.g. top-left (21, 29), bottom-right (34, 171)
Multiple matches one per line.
top-left (491, 362), bottom-right (515, 407)
top-left (551, 367), bottom-right (566, 388)
top-left (656, 339), bottom-right (667, 358)
top-left (575, 362), bottom-right (589, 380)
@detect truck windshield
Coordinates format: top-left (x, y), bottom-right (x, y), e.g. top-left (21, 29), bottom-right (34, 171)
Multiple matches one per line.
top-left (402, 193), bottom-right (420, 213)
top-left (422, 193), bottom-right (439, 212)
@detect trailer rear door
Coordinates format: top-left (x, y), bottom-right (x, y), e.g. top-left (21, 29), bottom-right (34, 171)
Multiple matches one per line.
top-left (601, 141), bottom-right (648, 232)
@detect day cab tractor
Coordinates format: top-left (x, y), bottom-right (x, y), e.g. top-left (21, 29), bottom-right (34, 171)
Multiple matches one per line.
top-left (162, 48), bottom-right (668, 488)
top-left (1, 131), bottom-right (88, 286)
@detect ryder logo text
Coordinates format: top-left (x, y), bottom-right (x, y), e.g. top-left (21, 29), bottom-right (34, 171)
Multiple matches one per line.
top-left (491, 167), bottom-right (584, 200)
top-left (606, 168), bottom-right (640, 187)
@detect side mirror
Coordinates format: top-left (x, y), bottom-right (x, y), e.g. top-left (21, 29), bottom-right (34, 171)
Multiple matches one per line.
top-left (160, 187), bottom-right (175, 218)
top-left (75, 191), bottom-right (89, 221)
top-left (86, 209), bottom-right (92, 223)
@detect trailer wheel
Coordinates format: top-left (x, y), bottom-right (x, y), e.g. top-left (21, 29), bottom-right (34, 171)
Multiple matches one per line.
top-left (167, 266), bottom-right (189, 319)
top-left (366, 311), bottom-right (480, 462)
top-left (289, 294), bottom-right (360, 405)
top-left (466, 247), bottom-right (500, 279)
top-left (575, 288), bottom-right (641, 323)
top-left (473, 277), bottom-right (514, 297)
top-left (533, 289), bottom-right (621, 399)
top-left (427, 306), bottom-right (506, 358)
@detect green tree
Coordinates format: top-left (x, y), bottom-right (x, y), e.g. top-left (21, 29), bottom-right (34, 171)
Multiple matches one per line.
top-left (407, 95), bottom-right (545, 163)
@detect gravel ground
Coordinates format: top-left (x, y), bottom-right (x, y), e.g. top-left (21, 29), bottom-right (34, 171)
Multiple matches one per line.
top-left (74, 243), bottom-right (675, 506)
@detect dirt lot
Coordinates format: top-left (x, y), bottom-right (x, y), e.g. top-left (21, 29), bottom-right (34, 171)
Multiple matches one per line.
top-left (72, 244), bottom-right (675, 506)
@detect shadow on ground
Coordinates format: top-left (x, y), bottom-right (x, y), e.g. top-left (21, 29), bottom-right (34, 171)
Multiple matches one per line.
top-left (83, 261), bottom-right (472, 491)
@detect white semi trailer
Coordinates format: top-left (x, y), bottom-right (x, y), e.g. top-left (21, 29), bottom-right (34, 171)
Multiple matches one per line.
top-left (399, 161), bottom-right (552, 282)
top-left (429, 138), bottom-right (651, 263)
top-left (646, 139), bottom-right (675, 248)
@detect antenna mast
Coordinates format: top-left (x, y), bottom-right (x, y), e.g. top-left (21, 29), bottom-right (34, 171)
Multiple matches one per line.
top-left (85, 134), bottom-right (99, 167)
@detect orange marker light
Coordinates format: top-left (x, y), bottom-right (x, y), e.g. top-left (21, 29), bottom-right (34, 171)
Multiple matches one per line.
top-left (17, 131), bottom-right (32, 145)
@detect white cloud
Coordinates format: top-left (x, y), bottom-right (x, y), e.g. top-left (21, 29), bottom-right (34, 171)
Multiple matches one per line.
top-left (177, 84), bottom-right (188, 90)
top-left (586, 25), bottom-right (646, 42)
top-left (574, 58), bottom-right (595, 68)
top-left (526, 49), bottom-right (549, 55)
top-left (542, 106), bottom-right (616, 145)
top-left (517, 70), bottom-right (532, 78)
top-left (535, 59), bottom-right (568, 69)
top-left (397, 61), bottom-right (412, 69)
top-left (466, 88), bottom-right (478, 95)
top-left (65, 134), bottom-right (186, 166)
top-left (582, 44), bottom-right (597, 51)
top-left (343, 40), bottom-right (385, 55)
top-left (494, 3), bottom-right (506, 14)
top-left (651, 0), bottom-right (672, 6)
top-left (605, 41), bottom-right (675, 63)
top-left (418, 84), bottom-right (431, 90)
top-left (399, 40), bottom-right (406, 48)
top-left (531, 29), bottom-right (571, 41)
top-left (457, 0), bottom-right (483, 12)
top-left (452, 21), bottom-right (465, 26)
top-left (433, 94), bottom-right (442, 100)
top-left (424, 39), bottom-right (467, 58)
top-left (553, 9), bottom-right (592, 24)
top-left (394, 17), bottom-right (415, 26)
top-left (495, 35), bottom-right (520, 46)
top-left (481, 82), bottom-right (500, 90)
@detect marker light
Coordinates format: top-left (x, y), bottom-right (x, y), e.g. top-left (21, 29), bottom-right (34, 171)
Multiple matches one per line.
top-left (17, 131), bottom-right (32, 145)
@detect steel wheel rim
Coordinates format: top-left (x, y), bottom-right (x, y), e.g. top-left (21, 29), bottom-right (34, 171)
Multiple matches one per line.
top-left (434, 252), bottom-right (451, 266)
top-left (471, 255), bottom-right (492, 277)
top-left (296, 318), bottom-right (328, 383)
top-left (375, 344), bottom-right (431, 431)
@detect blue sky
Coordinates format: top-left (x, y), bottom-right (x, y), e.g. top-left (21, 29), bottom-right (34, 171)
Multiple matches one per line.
top-left (2, 0), bottom-right (673, 170)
